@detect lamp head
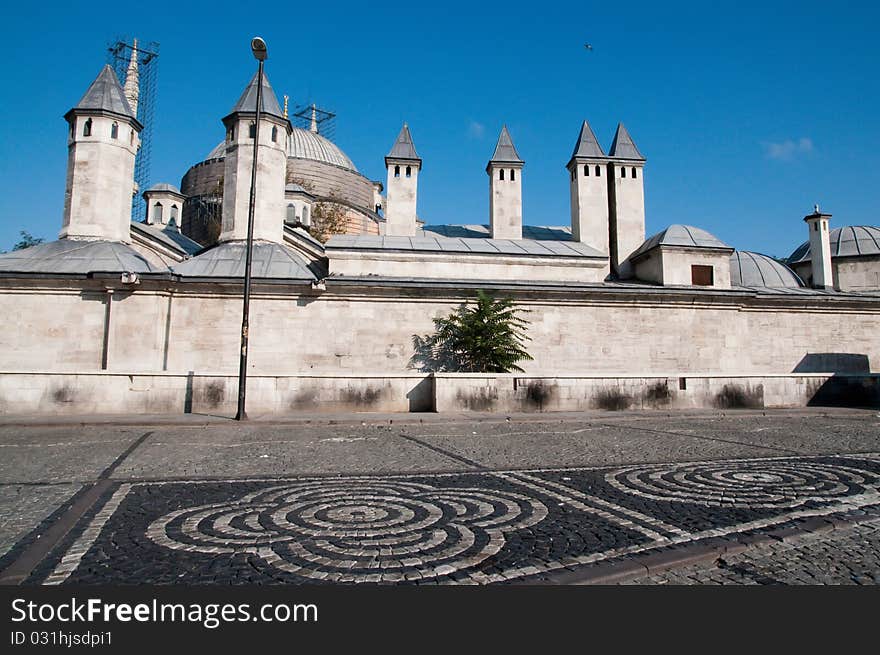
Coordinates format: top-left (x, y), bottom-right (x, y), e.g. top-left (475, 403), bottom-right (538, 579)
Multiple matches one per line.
top-left (251, 37), bottom-right (268, 61)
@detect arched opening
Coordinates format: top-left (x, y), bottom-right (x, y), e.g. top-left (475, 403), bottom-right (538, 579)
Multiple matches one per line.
top-left (111, 122), bottom-right (118, 139)
top-left (621, 168), bottom-right (627, 178)
top-left (405, 166), bottom-right (411, 178)
top-left (287, 203), bottom-right (296, 223)
top-left (595, 165), bottom-right (601, 177)
top-left (632, 167), bottom-right (637, 179)
top-left (153, 202), bottom-right (163, 223)
top-left (584, 165), bottom-right (589, 177)
top-left (500, 169), bottom-right (505, 181)
top-left (570, 170), bottom-right (575, 182)
top-left (170, 205), bottom-right (179, 223)
top-left (302, 206), bottom-right (310, 226)
top-left (129, 129), bottom-right (134, 145)
top-left (83, 118), bottom-right (92, 137)
top-left (510, 169), bottom-right (516, 181)
top-left (248, 122), bottom-right (256, 138)
top-left (394, 165), bottom-right (400, 178)
top-left (271, 126), bottom-right (278, 143)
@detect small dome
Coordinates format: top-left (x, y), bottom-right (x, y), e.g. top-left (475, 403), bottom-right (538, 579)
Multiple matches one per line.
top-left (205, 126), bottom-right (358, 172)
top-left (730, 251), bottom-right (804, 288)
top-left (144, 182), bottom-right (182, 195)
top-left (788, 225), bottom-right (880, 263)
top-left (631, 224), bottom-right (731, 259)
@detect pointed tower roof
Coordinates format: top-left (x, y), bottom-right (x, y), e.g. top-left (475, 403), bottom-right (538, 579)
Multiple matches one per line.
top-left (608, 123), bottom-right (645, 161)
top-left (123, 39), bottom-right (140, 117)
top-left (385, 123), bottom-right (421, 164)
top-left (569, 120), bottom-right (606, 160)
top-left (488, 126), bottom-right (524, 167)
top-left (227, 71), bottom-right (285, 120)
top-left (66, 65), bottom-right (139, 125)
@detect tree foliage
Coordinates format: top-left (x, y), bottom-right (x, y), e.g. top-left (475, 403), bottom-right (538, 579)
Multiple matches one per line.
top-left (411, 290), bottom-right (533, 373)
top-left (309, 200), bottom-right (348, 243)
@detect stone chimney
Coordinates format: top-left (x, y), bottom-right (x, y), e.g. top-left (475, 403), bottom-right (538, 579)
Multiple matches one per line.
top-left (804, 206), bottom-right (834, 289)
top-left (487, 126), bottom-right (524, 240)
top-left (384, 123), bottom-right (421, 237)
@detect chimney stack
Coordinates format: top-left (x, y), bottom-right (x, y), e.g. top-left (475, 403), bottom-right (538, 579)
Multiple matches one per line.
top-left (803, 205), bottom-right (834, 289)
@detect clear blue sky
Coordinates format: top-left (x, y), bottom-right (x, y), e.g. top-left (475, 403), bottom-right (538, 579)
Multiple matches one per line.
top-left (1, 0), bottom-right (878, 258)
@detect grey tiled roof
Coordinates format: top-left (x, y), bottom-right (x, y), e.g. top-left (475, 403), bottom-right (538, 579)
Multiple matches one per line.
top-left (144, 183), bottom-right (183, 195)
top-left (730, 251), bottom-right (804, 288)
top-left (489, 126), bottom-right (523, 164)
top-left (570, 120), bottom-right (606, 159)
top-left (0, 239), bottom-right (165, 274)
top-left (386, 124), bottom-right (420, 162)
top-left (788, 225), bottom-right (880, 263)
top-left (228, 71), bottom-right (284, 119)
top-left (172, 242), bottom-right (316, 280)
top-left (131, 222), bottom-right (202, 256)
top-left (326, 224), bottom-right (605, 258)
top-left (608, 123), bottom-right (645, 161)
top-left (631, 224), bottom-right (732, 258)
top-left (70, 65), bottom-right (136, 120)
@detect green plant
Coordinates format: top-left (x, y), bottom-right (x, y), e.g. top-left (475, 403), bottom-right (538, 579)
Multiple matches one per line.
top-left (411, 290), bottom-right (533, 373)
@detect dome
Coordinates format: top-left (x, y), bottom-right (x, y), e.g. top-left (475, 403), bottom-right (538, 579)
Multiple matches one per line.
top-left (631, 224), bottom-right (731, 259)
top-left (730, 251), bottom-right (804, 288)
top-left (788, 225), bottom-right (880, 263)
top-left (205, 127), bottom-right (358, 172)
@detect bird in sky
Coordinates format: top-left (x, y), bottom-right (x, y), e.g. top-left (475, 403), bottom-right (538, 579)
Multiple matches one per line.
top-left (584, 43), bottom-right (593, 51)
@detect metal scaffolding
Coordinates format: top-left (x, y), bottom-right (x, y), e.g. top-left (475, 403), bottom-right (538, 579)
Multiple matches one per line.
top-left (107, 37), bottom-right (159, 222)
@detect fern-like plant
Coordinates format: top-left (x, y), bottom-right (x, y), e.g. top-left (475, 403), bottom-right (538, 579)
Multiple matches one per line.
top-left (411, 290), bottom-right (533, 373)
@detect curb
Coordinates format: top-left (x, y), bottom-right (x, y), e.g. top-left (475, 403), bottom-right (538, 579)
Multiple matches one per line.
top-left (529, 508), bottom-right (880, 585)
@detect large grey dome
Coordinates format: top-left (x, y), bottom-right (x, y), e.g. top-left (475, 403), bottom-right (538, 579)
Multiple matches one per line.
top-left (631, 224), bottom-right (731, 259)
top-left (730, 251), bottom-right (804, 288)
top-left (788, 225), bottom-right (880, 263)
top-left (205, 127), bottom-right (358, 172)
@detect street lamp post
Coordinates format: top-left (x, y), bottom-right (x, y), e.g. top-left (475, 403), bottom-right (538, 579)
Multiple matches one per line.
top-left (235, 36), bottom-right (268, 421)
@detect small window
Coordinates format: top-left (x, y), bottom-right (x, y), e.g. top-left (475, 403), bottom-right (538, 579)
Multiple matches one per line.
top-left (584, 165), bottom-right (589, 177)
top-left (621, 167), bottom-right (627, 178)
top-left (83, 118), bottom-right (92, 137)
top-left (632, 167), bottom-right (637, 179)
top-left (153, 202), bottom-right (163, 223)
top-left (394, 165), bottom-right (400, 178)
top-left (111, 122), bottom-right (118, 139)
top-left (129, 129), bottom-right (134, 145)
top-left (814, 223), bottom-right (819, 231)
top-left (510, 169), bottom-right (516, 181)
top-left (227, 126), bottom-right (234, 142)
top-left (271, 126), bottom-right (278, 142)
top-left (679, 377), bottom-right (687, 391)
top-left (170, 205), bottom-right (179, 222)
top-left (595, 165), bottom-right (601, 177)
top-left (691, 265), bottom-right (714, 286)
top-left (570, 170), bottom-right (575, 182)
top-left (302, 206), bottom-right (310, 225)
top-left (286, 203), bottom-right (296, 222)
top-left (248, 122), bottom-right (256, 138)
top-left (500, 169), bottom-right (505, 181)
top-left (405, 166), bottom-right (411, 178)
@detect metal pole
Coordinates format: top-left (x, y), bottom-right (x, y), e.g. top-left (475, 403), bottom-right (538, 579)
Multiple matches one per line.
top-left (235, 57), bottom-right (264, 421)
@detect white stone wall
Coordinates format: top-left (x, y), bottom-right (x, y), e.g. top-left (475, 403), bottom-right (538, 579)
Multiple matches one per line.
top-left (220, 117), bottom-right (289, 243)
top-left (569, 160), bottom-right (609, 252)
top-left (834, 258), bottom-right (880, 291)
top-left (2, 280), bottom-right (879, 380)
top-left (61, 114), bottom-right (139, 243)
top-left (488, 165), bottom-right (523, 240)
top-left (328, 250), bottom-right (608, 284)
top-left (384, 161), bottom-right (418, 236)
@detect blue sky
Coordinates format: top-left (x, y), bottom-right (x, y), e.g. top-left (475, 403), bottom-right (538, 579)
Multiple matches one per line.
top-left (0, 0), bottom-right (878, 258)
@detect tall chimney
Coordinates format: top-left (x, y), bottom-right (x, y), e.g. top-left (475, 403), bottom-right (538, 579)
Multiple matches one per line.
top-left (803, 205), bottom-right (834, 289)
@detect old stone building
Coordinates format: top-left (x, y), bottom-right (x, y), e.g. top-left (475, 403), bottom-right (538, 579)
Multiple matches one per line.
top-left (0, 57), bottom-right (878, 415)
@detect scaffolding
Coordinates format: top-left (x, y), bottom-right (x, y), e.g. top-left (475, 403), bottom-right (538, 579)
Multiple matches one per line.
top-left (107, 37), bottom-right (159, 222)
top-left (289, 102), bottom-right (337, 141)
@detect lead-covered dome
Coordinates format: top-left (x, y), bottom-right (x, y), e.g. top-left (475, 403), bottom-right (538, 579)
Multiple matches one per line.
top-left (788, 225), bottom-right (880, 263)
top-left (730, 251), bottom-right (804, 288)
top-left (631, 224), bottom-right (731, 259)
top-left (205, 126), bottom-right (358, 172)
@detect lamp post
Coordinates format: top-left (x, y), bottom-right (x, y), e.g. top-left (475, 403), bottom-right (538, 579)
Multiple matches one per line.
top-left (235, 36), bottom-right (268, 421)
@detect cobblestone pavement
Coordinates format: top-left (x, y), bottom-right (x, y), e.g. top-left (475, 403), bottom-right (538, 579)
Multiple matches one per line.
top-left (620, 518), bottom-right (880, 585)
top-left (0, 410), bottom-right (878, 585)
